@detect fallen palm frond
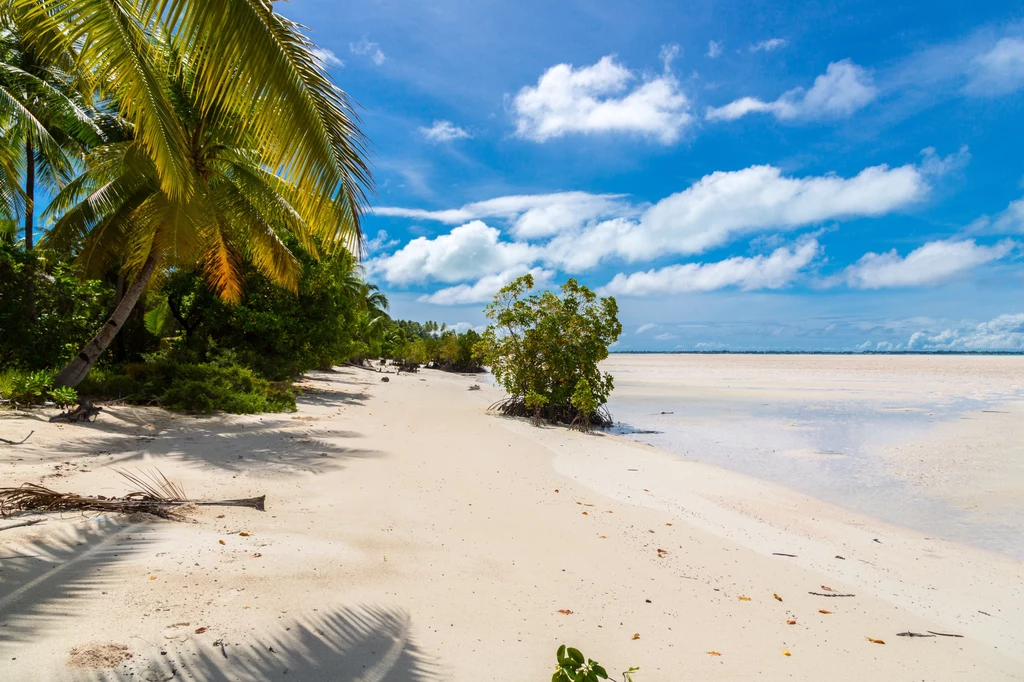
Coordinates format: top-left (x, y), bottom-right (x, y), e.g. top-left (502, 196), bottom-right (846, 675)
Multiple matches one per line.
top-left (0, 469), bottom-right (265, 519)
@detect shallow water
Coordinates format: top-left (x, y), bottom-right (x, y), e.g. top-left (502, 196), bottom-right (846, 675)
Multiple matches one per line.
top-left (603, 360), bottom-right (1024, 560)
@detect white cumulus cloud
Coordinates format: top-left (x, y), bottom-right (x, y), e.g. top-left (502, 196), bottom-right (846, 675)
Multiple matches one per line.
top-left (903, 314), bottom-right (1024, 351)
top-left (707, 40), bottom-right (723, 58)
top-left (419, 267), bottom-right (554, 305)
top-left (350, 38), bottom-right (386, 65)
top-left (367, 220), bottom-right (538, 285)
top-left (600, 240), bottom-right (820, 296)
top-left (420, 120), bottom-right (472, 143)
top-left (706, 60), bottom-right (876, 121)
top-left (843, 238), bottom-right (1015, 289)
top-left (374, 159), bottom-right (930, 286)
top-left (511, 54), bottom-right (692, 143)
top-left (594, 161), bottom-right (924, 263)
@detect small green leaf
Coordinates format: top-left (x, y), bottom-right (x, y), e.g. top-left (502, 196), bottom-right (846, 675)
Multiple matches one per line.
top-left (567, 648), bottom-right (585, 664)
top-left (593, 664), bottom-right (608, 679)
top-left (557, 645), bottom-right (566, 662)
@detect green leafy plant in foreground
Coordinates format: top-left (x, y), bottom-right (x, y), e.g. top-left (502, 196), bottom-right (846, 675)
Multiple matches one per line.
top-left (49, 386), bottom-right (78, 410)
top-left (553, 645), bottom-right (638, 682)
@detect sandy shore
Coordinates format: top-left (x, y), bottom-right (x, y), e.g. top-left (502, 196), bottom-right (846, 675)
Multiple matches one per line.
top-left (1, 362), bottom-right (1022, 680)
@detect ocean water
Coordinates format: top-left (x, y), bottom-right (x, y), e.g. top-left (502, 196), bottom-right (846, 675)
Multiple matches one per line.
top-left (600, 355), bottom-right (1024, 560)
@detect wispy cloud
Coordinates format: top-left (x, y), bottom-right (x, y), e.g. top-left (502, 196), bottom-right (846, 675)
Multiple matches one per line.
top-left (350, 38), bottom-right (386, 65)
top-left (965, 37), bottom-right (1024, 96)
top-left (706, 40), bottom-right (723, 59)
top-left (310, 47), bottom-right (344, 68)
top-left (969, 196), bottom-right (1024, 234)
top-left (363, 229), bottom-right (399, 254)
top-left (600, 240), bottom-right (820, 296)
top-left (707, 60), bottom-right (876, 122)
top-left (749, 38), bottom-right (787, 53)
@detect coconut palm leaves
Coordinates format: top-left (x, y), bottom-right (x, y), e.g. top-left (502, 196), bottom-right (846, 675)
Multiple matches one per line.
top-left (11, 0), bottom-right (371, 225)
top-left (0, 18), bottom-right (103, 246)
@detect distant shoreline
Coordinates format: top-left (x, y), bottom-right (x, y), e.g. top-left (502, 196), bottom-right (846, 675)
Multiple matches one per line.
top-left (611, 350), bottom-right (1024, 356)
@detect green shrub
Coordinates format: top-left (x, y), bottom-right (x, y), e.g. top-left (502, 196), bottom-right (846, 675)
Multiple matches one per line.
top-left (477, 275), bottom-right (621, 426)
top-left (0, 369), bottom-right (55, 405)
top-left (0, 244), bottom-right (114, 369)
top-left (49, 386), bottom-right (78, 409)
top-left (157, 364), bottom-right (295, 413)
top-left (78, 361), bottom-right (296, 414)
top-left (155, 240), bottom-right (362, 381)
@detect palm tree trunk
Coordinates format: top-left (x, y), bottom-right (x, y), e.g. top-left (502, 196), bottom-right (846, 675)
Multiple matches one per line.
top-left (24, 138), bottom-right (34, 249)
top-left (53, 251), bottom-right (161, 389)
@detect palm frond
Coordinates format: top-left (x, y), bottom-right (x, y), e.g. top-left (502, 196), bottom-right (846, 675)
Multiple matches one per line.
top-left (14, 0), bottom-right (195, 201)
top-left (147, 0), bottom-right (371, 224)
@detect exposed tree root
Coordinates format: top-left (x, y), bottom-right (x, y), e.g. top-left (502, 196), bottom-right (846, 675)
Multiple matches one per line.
top-left (488, 396), bottom-right (613, 429)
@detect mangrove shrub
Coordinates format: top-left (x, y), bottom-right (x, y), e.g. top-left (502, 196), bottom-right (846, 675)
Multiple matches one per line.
top-left (477, 275), bottom-right (621, 428)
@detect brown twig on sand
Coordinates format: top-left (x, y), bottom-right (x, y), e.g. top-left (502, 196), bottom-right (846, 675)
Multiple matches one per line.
top-left (0, 431), bottom-right (34, 445)
top-left (0, 469), bottom-right (265, 518)
top-left (0, 518), bottom-right (45, 532)
top-left (809, 591), bottom-right (856, 597)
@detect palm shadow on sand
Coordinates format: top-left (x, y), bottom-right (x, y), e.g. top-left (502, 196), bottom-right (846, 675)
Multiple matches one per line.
top-left (93, 604), bottom-right (440, 682)
top-left (0, 518), bottom-right (158, 648)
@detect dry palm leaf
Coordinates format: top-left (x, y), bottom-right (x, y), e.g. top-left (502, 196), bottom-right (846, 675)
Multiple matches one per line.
top-left (0, 469), bottom-right (265, 518)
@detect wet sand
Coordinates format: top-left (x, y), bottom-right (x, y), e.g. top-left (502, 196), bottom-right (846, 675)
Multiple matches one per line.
top-left (603, 354), bottom-right (1024, 559)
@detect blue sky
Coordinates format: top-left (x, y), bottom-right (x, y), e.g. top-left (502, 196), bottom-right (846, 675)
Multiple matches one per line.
top-left (288, 0), bottom-right (1024, 351)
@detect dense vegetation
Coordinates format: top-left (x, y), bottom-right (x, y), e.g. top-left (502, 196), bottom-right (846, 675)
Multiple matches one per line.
top-left (0, 1), bottom-right (385, 412)
top-left (477, 274), bottom-right (621, 430)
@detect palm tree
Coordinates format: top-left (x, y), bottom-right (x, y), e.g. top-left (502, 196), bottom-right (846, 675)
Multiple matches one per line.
top-left (12, 0), bottom-right (370, 215)
top-left (0, 17), bottom-right (103, 248)
top-left (8, 1), bottom-right (371, 387)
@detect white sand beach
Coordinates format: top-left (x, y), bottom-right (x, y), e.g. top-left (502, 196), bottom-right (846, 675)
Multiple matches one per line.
top-left (1, 356), bottom-right (1023, 681)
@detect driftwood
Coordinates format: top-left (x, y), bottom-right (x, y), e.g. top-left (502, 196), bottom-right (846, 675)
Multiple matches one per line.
top-left (49, 400), bottom-right (102, 423)
top-left (809, 591), bottom-right (856, 597)
top-left (0, 518), bottom-right (44, 532)
top-left (0, 431), bottom-right (33, 445)
top-left (0, 469), bottom-right (265, 519)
